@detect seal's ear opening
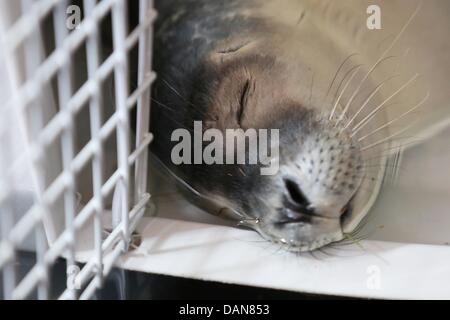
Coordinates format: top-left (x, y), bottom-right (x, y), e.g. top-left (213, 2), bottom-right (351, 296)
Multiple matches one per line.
top-left (236, 79), bottom-right (251, 126)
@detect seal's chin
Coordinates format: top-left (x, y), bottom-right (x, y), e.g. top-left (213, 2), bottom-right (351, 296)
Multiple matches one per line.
top-left (254, 196), bottom-right (359, 252)
top-left (257, 222), bottom-right (344, 252)
top-left (256, 215), bottom-right (343, 252)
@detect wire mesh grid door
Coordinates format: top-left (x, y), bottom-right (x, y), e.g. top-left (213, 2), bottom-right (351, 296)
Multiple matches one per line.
top-left (0, 0), bottom-right (156, 299)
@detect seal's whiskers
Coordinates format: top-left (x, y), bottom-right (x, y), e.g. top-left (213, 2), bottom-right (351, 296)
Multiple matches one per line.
top-left (336, 56), bottom-right (397, 125)
top-left (351, 73), bottom-right (420, 136)
top-left (337, 1), bottom-right (422, 130)
top-left (151, 97), bottom-right (194, 132)
top-left (330, 63), bottom-right (364, 113)
top-left (361, 141), bottom-right (420, 162)
top-left (360, 121), bottom-right (418, 151)
top-left (323, 52), bottom-right (358, 104)
top-left (329, 64), bottom-right (363, 120)
top-left (342, 75), bottom-right (400, 131)
top-left (161, 78), bottom-right (209, 117)
top-left (357, 91), bottom-right (430, 142)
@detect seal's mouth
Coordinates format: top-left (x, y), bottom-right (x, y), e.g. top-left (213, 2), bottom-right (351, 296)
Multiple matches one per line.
top-left (275, 208), bottom-right (340, 226)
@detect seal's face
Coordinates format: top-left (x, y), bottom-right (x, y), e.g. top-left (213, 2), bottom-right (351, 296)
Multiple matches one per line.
top-left (151, 0), bottom-right (402, 252)
top-left (185, 52), bottom-right (366, 251)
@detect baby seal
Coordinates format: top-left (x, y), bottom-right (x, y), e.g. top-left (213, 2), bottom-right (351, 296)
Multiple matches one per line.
top-left (150, 0), bottom-right (447, 251)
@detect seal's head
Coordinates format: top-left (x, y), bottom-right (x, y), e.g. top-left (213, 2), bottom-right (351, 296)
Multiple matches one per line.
top-left (180, 52), bottom-right (367, 251)
top-left (151, 0), bottom-right (394, 252)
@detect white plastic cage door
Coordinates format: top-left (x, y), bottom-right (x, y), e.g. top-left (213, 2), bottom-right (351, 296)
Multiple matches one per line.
top-left (0, 0), bottom-right (156, 299)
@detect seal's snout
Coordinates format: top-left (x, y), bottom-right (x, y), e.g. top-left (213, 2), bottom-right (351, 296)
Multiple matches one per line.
top-left (289, 123), bottom-right (364, 219)
top-left (265, 119), bottom-right (365, 251)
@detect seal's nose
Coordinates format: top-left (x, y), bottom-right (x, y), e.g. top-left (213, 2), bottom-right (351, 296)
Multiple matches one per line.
top-left (283, 178), bottom-right (316, 217)
top-left (282, 120), bottom-right (364, 219)
top-left (282, 177), bottom-right (349, 222)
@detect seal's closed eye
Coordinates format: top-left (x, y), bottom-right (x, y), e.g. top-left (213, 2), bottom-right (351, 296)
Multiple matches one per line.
top-left (217, 41), bottom-right (253, 54)
top-left (237, 79), bottom-right (251, 126)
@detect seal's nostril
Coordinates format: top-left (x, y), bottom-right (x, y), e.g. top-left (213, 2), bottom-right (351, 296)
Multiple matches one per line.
top-left (284, 178), bottom-right (315, 215)
top-left (285, 179), bottom-right (308, 206)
